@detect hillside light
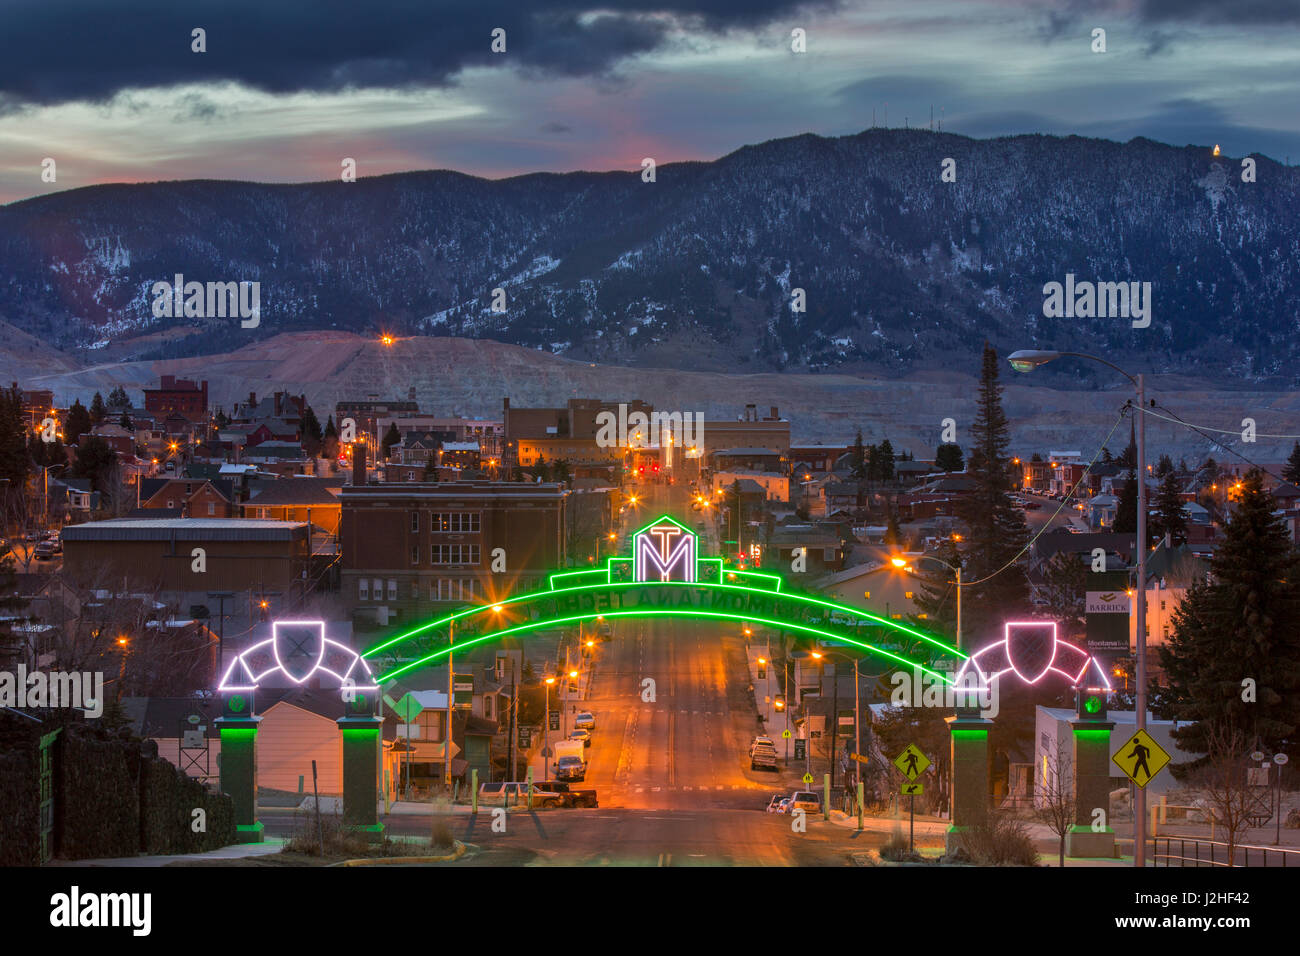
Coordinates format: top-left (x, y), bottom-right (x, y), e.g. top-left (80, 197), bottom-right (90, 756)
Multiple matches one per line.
top-left (1009, 345), bottom-right (1149, 868)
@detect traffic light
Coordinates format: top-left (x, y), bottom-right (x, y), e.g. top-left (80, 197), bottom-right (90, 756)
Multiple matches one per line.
top-left (1077, 686), bottom-right (1107, 721)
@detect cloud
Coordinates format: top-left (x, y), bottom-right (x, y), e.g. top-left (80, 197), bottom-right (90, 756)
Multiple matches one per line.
top-left (0, 0), bottom-right (839, 106)
top-left (1137, 0), bottom-right (1300, 25)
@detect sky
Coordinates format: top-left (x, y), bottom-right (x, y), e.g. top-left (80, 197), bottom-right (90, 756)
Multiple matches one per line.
top-left (1, 0), bottom-right (1298, 204)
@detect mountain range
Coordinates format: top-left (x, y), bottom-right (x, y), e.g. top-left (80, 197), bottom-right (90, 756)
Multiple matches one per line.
top-left (2, 129), bottom-right (1298, 384)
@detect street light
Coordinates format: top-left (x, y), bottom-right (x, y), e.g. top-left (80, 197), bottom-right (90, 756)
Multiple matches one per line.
top-left (1009, 347), bottom-right (1149, 868)
top-left (811, 647), bottom-right (863, 799)
top-left (891, 553), bottom-right (963, 650)
top-left (544, 676), bottom-right (556, 779)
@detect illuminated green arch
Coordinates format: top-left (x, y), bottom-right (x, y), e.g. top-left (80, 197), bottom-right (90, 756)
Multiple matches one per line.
top-left (361, 515), bottom-right (968, 685)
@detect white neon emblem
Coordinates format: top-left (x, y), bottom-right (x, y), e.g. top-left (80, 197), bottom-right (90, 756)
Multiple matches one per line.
top-left (633, 521), bottom-right (696, 582)
top-left (218, 619), bottom-right (379, 695)
top-left (954, 621), bottom-right (1113, 691)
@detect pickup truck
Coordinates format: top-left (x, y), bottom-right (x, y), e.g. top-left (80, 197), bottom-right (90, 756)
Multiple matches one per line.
top-left (535, 781), bottom-right (599, 808)
top-left (476, 782), bottom-right (566, 808)
top-left (750, 736), bottom-right (779, 771)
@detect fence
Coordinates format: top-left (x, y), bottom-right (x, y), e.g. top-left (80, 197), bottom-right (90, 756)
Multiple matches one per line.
top-left (1151, 836), bottom-right (1300, 868)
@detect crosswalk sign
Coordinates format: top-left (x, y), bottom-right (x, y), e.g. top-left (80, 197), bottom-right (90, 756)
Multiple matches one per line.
top-left (782, 729), bottom-right (792, 739)
top-left (802, 772), bottom-right (815, 785)
top-left (893, 744), bottom-right (930, 781)
top-left (1112, 729), bottom-right (1170, 788)
top-left (901, 782), bottom-right (923, 796)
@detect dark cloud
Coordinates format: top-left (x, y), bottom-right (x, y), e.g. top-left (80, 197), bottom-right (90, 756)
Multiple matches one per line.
top-left (0, 0), bottom-right (840, 106)
top-left (1137, 0), bottom-right (1300, 25)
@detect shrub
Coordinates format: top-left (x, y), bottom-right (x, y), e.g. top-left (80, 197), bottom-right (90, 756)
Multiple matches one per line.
top-left (953, 813), bottom-right (1040, 866)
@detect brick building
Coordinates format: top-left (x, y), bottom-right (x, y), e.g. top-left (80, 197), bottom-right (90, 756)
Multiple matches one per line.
top-left (143, 375), bottom-right (209, 420)
top-left (341, 480), bottom-right (567, 629)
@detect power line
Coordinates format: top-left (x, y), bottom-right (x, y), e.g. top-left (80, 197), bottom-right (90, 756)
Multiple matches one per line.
top-left (1141, 403), bottom-right (1297, 490)
top-left (1140, 406), bottom-right (1300, 441)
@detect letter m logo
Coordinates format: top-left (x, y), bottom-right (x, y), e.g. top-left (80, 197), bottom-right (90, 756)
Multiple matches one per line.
top-left (633, 518), bottom-right (697, 582)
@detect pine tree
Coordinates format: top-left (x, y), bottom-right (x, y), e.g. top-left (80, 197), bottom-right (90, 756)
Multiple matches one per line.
top-left (89, 391), bottom-right (107, 424)
top-left (849, 429), bottom-right (866, 481)
top-left (1283, 442), bottom-right (1300, 486)
top-left (107, 385), bottom-right (131, 409)
top-left (1155, 454), bottom-right (1174, 477)
top-left (300, 405), bottom-right (323, 456)
top-left (1113, 469), bottom-right (1137, 533)
top-left (884, 509), bottom-right (902, 547)
top-left (119, 411), bottom-right (134, 432)
top-left (935, 443), bottom-right (964, 473)
top-left (1159, 469), bottom-right (1300, 758)
top-left (70, 434), bottom-right (117, 494)
top-left (64, 399), bottom-right (92, 446)
top-left (423, 452), bottom-right (439, 481)
top-left (877, 439), bottom-right (896, 482)
top-left (1150, 470), bottom-right (1187, 546)
top-left (954, 344), bottom-right (1031, 643)
top-left (322, 415), bottom-right (339, 459)
top-left (0, 387), bottom-right (30, 490)
top-left (381, 422), bottom-right (402, 460)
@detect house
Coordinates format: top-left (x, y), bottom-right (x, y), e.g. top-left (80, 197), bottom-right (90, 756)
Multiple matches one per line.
top-left (1085, 493), bottom-right (1119, 530)
top-left (764, 524), bottom-right (843, 575)
top-left (1036, 706), bottom-right (1199, 798)
top-left (812, 551), bottom-right (925, 623)
top-left (138, 477), bottom-right (236, 518)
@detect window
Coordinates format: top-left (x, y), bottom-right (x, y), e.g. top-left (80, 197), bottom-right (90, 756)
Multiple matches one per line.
top-left (411, 580), bottom-right (420, 599)
top-left (373, 578), bottom-right (382, 601)
top-left (904, 591), bottom-right (914, 600)
top-left (359, 579), bottom-right (369, 600)
top-left (1160, 600), bottom-right (1167, 611)
top-left (432, 578), bottom-right (477, 601)
top-left (387, 579), bottom-right (397, 601)
top-left (431, 544), bottom-right (481, 565)
top-left (167, 499), bottom-right (175, 509)
top-left (411, 510), bottom-right (420, 532)
top-left (431, 512), bottom-right (481, 533)
top-left (411, 544), bottom-right (419, 565)
top-left (207, 502), bottom-right (215, 515)
top-left (484, 695), bottom-right (493, 719)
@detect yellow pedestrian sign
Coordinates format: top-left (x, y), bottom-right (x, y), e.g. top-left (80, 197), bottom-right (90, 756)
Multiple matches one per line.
top-left (901, 782), bottom-right (923, 796)
top-left (1112, 729), bottom-right (1170, 788)
top-left (894, 744), bottom-right (930, 781)
top-left (802, 772), bottom-right (815, 785)
top-left (782, 729), bottom-right (792, 739)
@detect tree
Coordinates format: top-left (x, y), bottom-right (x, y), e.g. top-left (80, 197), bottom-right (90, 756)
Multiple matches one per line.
top-left (1041, 552), bottom-right (1087, 637)
top-left (1159, 469), bottom-right (1300, 760)
top-left (381, 422), bottom-right (402, 460)
top-left (423, 452), bottom-right (439, 481)
top-left (119, 411), bottom-right (134, 432)
top-left (1192, 724), bottom-right (1268, 867)
top-left (1100, 446), bottom-right (1113, 465)
top-left (300, 405), bottom-right (323, 456)
top-left (954, 344), bottom-right (1031, 643)
top-left (322, 415), bottom-right (339, 459)
top-left (70, 435), bottom-right (118, 494)
top-left (935, 443), bottom-right (964, 473)
top-left (849, 429), bottom-right (866, 481)
top-left (0, 386), bottom-right (31, 491)
top-left (1034, 739), bottom-right (1076, 868)
top-left (534, 455), bottom-right (551, 482)
top-left (553, 459), bottom-right (571, 484)
top-left (877, 439), bottom-right (896, 482)
top-left (884, 509), bottom-right (902, 548)
top-left (106, 385), bottom-right (131, 409)
top-left (1150, 470), bottom-right (1187, 546)
top-left (1284, 442), bottom-right (1300, 486)
top-left (89, 391), bottom-right (107, 424)
top-left (1155, 453), bottom-right (1174, 477)
top-left (1113, 469), bottom-right (1137, 533)
top-left (64, 399), bottom-right (92, 446)
top-left (909, 538), bottom-right (962, 642)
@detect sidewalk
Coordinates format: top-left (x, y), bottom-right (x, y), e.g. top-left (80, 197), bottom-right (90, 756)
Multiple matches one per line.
top-left (46, 838), bottom-right (286, 867)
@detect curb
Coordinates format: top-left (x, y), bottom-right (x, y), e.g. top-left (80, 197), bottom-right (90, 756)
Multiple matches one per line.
top-left (335, 841), bottom-right (468, 866)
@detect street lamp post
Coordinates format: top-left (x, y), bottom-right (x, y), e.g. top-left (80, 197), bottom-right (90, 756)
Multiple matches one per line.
top-left (812, 649), bottom-right (862, 792)
top-left (892, 554), bottom-right (963, 650)
top-left (1009, 348), bottom-right (1148, 867)
top-left (544, 676), bottom-right (555, 780)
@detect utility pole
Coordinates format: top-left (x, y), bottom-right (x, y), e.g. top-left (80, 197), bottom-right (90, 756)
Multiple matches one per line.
top-left (1135, 375), bottom-right (1148, 867)
top-left (445, 616), bottom-right (455, 790)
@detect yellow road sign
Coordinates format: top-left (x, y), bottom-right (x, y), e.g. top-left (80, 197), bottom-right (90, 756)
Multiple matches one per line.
top-left (782, 729), bottom-right (792, 739)
top-left (901, 782), bottom-right (923, 796)
top-left (893, 744), bottom-right (930, 781)
top-left (849, 752), bottom-right (869, 764)
top-left (1112, 729), bottom-right (1170, 788)
top-left (802, 772), bottom-right (815, 785)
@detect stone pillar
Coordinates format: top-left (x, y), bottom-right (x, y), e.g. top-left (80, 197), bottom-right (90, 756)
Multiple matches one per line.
top-left (216, 716), bottom-right (263, 844)
top-left (946, 714), bottom-right (991, 855)
top-left (338, 716), bottom-right (385, 841)
top-left (1066, 721), bottom-right (1116, 858)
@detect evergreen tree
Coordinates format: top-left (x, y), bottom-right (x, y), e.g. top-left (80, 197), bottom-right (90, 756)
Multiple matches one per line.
top-left (29, 430), bottom-right (63, 469)
top-left (1155, 453), bottom-right (1174, 477)
top-left (1150, 470), bottom-right (1188, 546)
top-left (849, 429), bottom-right (866, 481)
top-left (70, 434), bottom-right (117, 494)
top-left (534, 455), bottom-right (551, 482)
top-left (106, 385), bottom-right (131, 409)
top-left (1113, 470), bottom-right (1138, 533)
top-left (553, 459), bottom-right (571, 484)
top-left (1177, 458), bottom-right (1189, 474)
top-left (877, 439), bottom-right (896, 482)
top-left (1159, 469), bottom-right (1300, 758)
top-left (381, 422), bottom-right (402, 460)
top-left (1042, 552), bottom-right (1087, 637)
top-left (89, 391), bottom-right (107, 424)
top-left (1100, 446), bottom-right (1114, 465)
top-left (300, 405), bottom-right (323, 456)
top-left (322, 415), bottom-right (339, 459)
top-left (0, 387), bottom-right (30, 490)
top-left (865, 443), bottom-right (881, 483)
top-left (119, 411), bottom-right (134, 432)
top-left (423, 452), bottom-right (439, 481)
top-left (884, 508), bottom-right (902, 548)
top-left (1283, 442), bottom-right (1300, 486)
top-left (954, 344), bottom-right (1031, 643)
top-left (935, 443), bottom-right (964, 473)
top-left (908, 539), bottom-right (962, 641)
top-left (64, 399), bottom-right (92, 446)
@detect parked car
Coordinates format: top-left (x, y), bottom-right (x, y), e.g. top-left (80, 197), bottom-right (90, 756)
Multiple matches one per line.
top-left (573, 711), bottom-right (596, 730)
top-left (765, 794), bottom-right (790, 813)
top-left (568, 728), bottom-right (592, 748)
top-left (750, 736), bottom-right (779, 771)
top-left (476, 782), bottom-right (566, 808)
top-left (789, 791), bottom-right (821, 813)
top-left (534, 781), bottom-right (600, 808)
top-left (33, 541), bottom-right (56, 561)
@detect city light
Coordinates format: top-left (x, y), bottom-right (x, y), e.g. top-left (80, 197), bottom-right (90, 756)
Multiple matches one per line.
top-left (890, 557), bottom-right (907, 568)
top-left (380, 333), bottom-right (394, 346)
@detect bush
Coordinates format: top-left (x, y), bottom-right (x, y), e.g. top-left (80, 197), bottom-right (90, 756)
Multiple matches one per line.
top-left (880, 832), bottom-right (924, 863)
top-left (951, 814), bottom-right (1040, 866)
top-left (430, 820), bottom-right (455, 850)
